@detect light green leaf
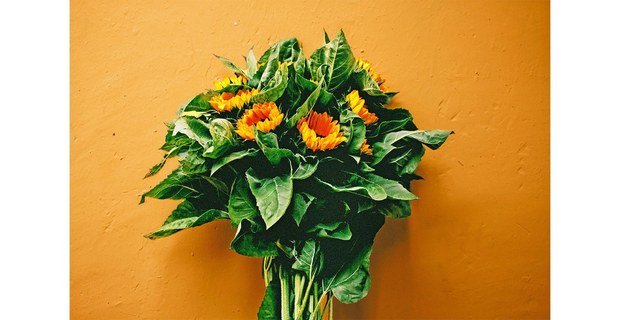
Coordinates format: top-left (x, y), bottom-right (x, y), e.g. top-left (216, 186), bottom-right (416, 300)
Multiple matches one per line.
top-left (308, 222), bottom-right (352, 240)
top-left (255, 130), bottom-right (295, 166)
top-left (323, 246), bottom-right (372, 304)
top-left (373, 200), bottom-right (412, 218)
top-left (144, 146), bottom-right (180, 178)
top-left (246, 48), bottom-right (258, 78)
top-left (286, 81), bottom-right (322, 128)
top-left (172, 117), bottom-right (212, 150)
top-left (231, 220), bottom-right (278, 257)
top-left (145, 200), bottom-right (228, 239)
top-left (204, 118), bottom-right (236, 158)
top-left (246, 168), bottom-right (293, 229)
top-left (365, 174), bottom-right (417, 200)
top-left (308, 30), bottom-right (355, 91)
top-left (140, 168), bottom-right (213, 203)
top-left (340, 110), bottom-right (366, 153)
top-left (211, 148), bottom-right (259, 175)
top-left (292, 240), bottom-right (323, 278)
top-left (214, 54), bottom-right (248, 78)
top-left (258, 281), bottom-right (279, 320)
top-left (292, 156), bottom-right (318, 180)
top-left (251, 64), bottom-right (289, 104)
top-left (228, 177), bottom-right (260, 227)
top-left (314, 173), bottom-right (387, 201)
top-left (290, 193), bottom-right (315, 226)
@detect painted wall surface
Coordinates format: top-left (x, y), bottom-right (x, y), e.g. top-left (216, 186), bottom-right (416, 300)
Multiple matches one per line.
top-left (71, 0), bottom-right (549, 319)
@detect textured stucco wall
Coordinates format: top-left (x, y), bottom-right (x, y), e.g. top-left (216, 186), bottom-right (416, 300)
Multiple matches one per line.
top-left (70, 0), bottom-right (549, 319)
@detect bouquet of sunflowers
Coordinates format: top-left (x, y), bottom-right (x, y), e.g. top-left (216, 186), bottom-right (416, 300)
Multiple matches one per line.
top-left (141, 30), bottom-right (452, 319)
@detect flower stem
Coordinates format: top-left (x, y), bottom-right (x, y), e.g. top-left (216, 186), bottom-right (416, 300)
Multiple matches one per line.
top-left (279, 265), bottom-right (291, 320)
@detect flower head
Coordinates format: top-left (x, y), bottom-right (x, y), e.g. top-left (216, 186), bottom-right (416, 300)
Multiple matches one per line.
top-left (209, 89), bottom-right (258, 112)
top-left (345, 90), bottom-right (378, 125)
top-left (297, 111), bottom-right (346, 152)
top-left (235, 102), bottom-right (284, 140)
top-left (213, 75), bottom-right (247, 90)
top-left (355, 58), bottom-right (388, 91)
top-left (360, 139), bottom-right (373, 155)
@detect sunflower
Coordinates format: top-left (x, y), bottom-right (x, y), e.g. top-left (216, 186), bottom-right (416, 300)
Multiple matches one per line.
top-left (345, 90), bottom-right (378, 125)
top-left (297, 111), bottom-right (346, 152)
top-left (209, 89), bottom-right (258, 112)
top-left (213, 75), bottom-right (247, 90)
top-left (235, 102), bottom-right (284, 140)
top-left (360, 139), bottom-right (373, 155)
top-left (355, 58), bottom-right (388, 91)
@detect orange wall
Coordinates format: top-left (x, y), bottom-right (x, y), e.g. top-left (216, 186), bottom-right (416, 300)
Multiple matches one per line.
top-left (70, 0), bottom-right (549, 319)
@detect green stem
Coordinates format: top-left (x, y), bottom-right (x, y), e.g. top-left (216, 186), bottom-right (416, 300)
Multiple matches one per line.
top-left (309, 291), bottom-right (327, 320)
top-left (295, 274), bottom-right (315, 320)
top-left (279, 265), bottom-right (291, 320)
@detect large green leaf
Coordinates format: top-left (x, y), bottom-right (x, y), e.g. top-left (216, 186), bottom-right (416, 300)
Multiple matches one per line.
top-left (211, 148), bottom-right (259, 175)
top-left (246, 48), bottom-right (258, 78)
top-left (246, 168), bottom-right (293, 229)
top-left (204, 118), bottom-right (236, 158)
top-left (214, 54), bottom-right (248, 78)
top-left (145, 200), bottom-right (228, 239)
top-left (323, 245), bottom-right (372, 304)
top-left (285, 80), bottom-right (323, 128)
top-left (258, 281), bottom-right (279, 320)
top-left (255, 131), bottom-right (295, 166)
top-left (372, 129), bottom-right (453, 165)
top-left (228, 177), bottom-right (260, 227)
top-left (340, 110), bottom-right (366, 153)
top-left (308, 222), bottom-right (352, 240)
top-left (231, 220), bottom-right (278, 257)
top-left (350, 69), bottom-right (397, 104)
top-left (366, 108), bottom-right (414, 139)
top-left (373, 200), bottom-right (412, 218)
top-left (291, 240), bottom-right (323, 278)
top-left (177, 91), bottom-right (218, 114)
top-left (292, 156), bottom-right (318, 180)
top-left (144, 146), bottom-right (180, 178)
top-left (251, 64), bottom-right (289, 104)
top-left (308, 30), bottom-right (355, 91)
top-left (172, 117), bottom-right (212, 150)
top-left (290, 192), bottom-right (315, 226)
top-left (365, 174), bottom-right (417, 200)
top-left (140, 168), bottom-right (226, 204)
top-left (314, 173), bottom-right (387, 201)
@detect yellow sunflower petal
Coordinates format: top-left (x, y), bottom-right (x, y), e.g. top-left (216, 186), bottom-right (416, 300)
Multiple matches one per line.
top-left (209, 88), bottom-right (258, 112)
top-left (213, 75), bottom-right (247, 90)
top-left (345, 90), bottom-right (378, 125)
top-left (297, 111), bottom-right (346, 152)
top-left (235, 102), bottom-right (283, 140)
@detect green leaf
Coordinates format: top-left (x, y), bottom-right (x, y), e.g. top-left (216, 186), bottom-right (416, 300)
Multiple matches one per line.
top-left (204, 118), bottom-right (236, 158)
top-left (177, 91), bottom-right (217, 114)
top-left (144, 146), bottom-right (180, 178)
top-left (308, 222), bottom-right (352, 240)
top-left (246, 168), bottom-right (293, 229)
top-left (340, 110), bottom-right (366, 153)
top-left (251, 63), bottom-right (289, 104)
top-left (172, 117), bottom-right (212, 150)
top-left (256, 38), bottom-right (301, 88)
top-left (291, 240), bottom-right (323, 278)
top-left (211, 148), bottom-right (259, 175)
top-left (367, 108), bottom-right (414, 139)
top-left (255, 130), bottom-right (295, 166)
top-left (246, 48), bottom-right (258, 78)
top-left (292, 156), bottom-right (318, 180)
top-left (365, 174), bottom-right (417, 200)
top-left (350, 69), bottom-right (397, 104)
top-left (314, 173), bottom-right (387, 201)
top-left (286, 81), bottom-right (323, 128)
top-left (323, 245), bottom-right (372, 304)
top-left (214, 54), bottom-right (248, 78)
top-left (373, 200), bottom-right (411, 218)
top-left (290, 192), bottom-right (315, 226)
top-left (372, 129), bottom-right (452, 165)
top-left (308, 30), bottom-right (355, 91)
top-left (140, 168), bottom-right (211, 203)
top-left (323, 29), bottom-right (330, 44)
top-left (228, 177), bottom-right (260, 227)
top-left (258, 281), bottom-right (279, 320)
top-left (231, 220), bottom-right (278, 257)
top-left (145, 200), bottom-right (228, 239)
